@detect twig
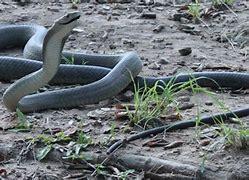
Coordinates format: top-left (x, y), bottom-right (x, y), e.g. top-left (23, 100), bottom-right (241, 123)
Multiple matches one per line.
top-left (221, 0), bottom-right (238, 17)
top-left (91, 141), bottom-right (124, 177)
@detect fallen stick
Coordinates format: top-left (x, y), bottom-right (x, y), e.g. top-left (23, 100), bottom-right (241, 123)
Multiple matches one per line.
top-left (46, 150), bottom-right (224, 179)
top-left (0, 144), bottom-right (225, 179)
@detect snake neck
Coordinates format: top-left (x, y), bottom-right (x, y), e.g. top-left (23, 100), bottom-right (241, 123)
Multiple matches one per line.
top-left (41, 29), bottom-right (67, 81)
top-left (3, 22), bottom-right (76, 112)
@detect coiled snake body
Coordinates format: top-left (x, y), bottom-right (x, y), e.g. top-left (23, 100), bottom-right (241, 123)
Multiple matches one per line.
top-left (0, 12), bottom-right (249, 153)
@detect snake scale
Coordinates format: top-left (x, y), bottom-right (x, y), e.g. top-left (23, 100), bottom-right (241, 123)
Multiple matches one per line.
top-left (0, 12), bottom-right (248, 153)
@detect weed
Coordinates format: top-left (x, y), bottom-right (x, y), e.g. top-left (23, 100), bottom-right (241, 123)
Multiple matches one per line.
top-left (30, 132), bottom-right (71, 145)
top-left (107, 122), bottom-right (116, 142)
top-left (127, 75), bottom-right (214, 126)
top-left (193, 84), bottom-right (249, 150)
top-left (65, 130), bottom-right (93, 158)
top-left (118, 169), bottom-right (135, 180)
top-left (36, 144), bottom-right (53, 161)
top-left (28, 134), bottom-right (55, 161)
top-left (28, 129), bottom-right (92, 161)
top-left (62, 55), bottom-right (75, 64)
top-left (33, 134), bottom-right (55, 145)
top-left (100, 122), bottom-right (117, 146)
top-left (126, 74), bottom-right (249, 149)
top-left (77, 130), bottom-right (92, 146)
top-left (95, 164), bottom-right (108, 176)
top-left (218, 120), bottom-right (249, 149)
top-left (188, 1), bottom-right (201, 20)
top-left (55, 131), bottom-right (72, 142)
top-left (200, 153), bottom-right (208, 173)
top-left (62, 55), bottom-right (87, 65)
top-left (13, 108), bottom-right (32, 132)
top-left (126, 81), bottom-right (169, 125)
top-left (70, 0), bottom-right (81, 5)
top-left (212, 0), bottom-right (234, 7)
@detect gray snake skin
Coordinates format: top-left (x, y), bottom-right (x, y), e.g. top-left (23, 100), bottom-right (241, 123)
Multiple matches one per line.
top-left (0, 12), bottom-right (249, 117)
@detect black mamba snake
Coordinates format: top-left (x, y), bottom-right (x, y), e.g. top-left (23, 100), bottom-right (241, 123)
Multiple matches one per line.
top-left (0, 12), bottom-right (248, 153)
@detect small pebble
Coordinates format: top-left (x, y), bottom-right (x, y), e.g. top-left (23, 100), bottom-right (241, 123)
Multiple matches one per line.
top-left (178, 102), bottom-right (194, 110)
top-left (179, 47), bottom-right (192, 56)
top-left (102, 5), bottom-right (111, 11)
top-left (112, 12), bottom-right (121, 16)
top-left (15, 172), bottom-right (22, 178)
top-left (180, 17), bottom-right (190, 24)
top-left (177, 60), bottom-right (186, 66)
top-left (172, 13), bottom-right (189, 21)
top-left (145, 0), bottom-right (153, 5)
top-left (123, 90), bottom-right (134, 100)
top-left (47, 7), bottom-right (60, 12)
top-left (153, 24), bottom-right (165, 33)
top-left (154, 0), bottom-right (170, 6)
top-left (152, 38), bottom-right (164, 43)
top-left (164, 141), bottom-right (184, 149)
top-left (122, 38), bottom-right (135, 48)
top-left (178, 24), bottom-right (195, 30)
top-left (166, 42), bottom-right (173, 46)
top-left (109, 44), bottom-right (116, 49)
top-left (158, 58), bottom-right (169, 64)
top-left (98, 10), bottom-right (108, 15)
top-left (200, 139), bottom-right (211, 146)
top-left (148, 62), bottom-right (161, 70)
top-left (205, 101), bottom-right (213, 106)
top-left (140, 13), bottom-right (157, 19)
top-left (13, 0), bottom-right (30, 6)
top-left (177, 96), bottom-right (190, 102)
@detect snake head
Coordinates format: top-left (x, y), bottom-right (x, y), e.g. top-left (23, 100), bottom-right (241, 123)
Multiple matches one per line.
top-left (42, 11), bottom-right (81, 68)
top-left (56, 11), bottom-right (81, 25)
top-left (46, 11), bottom-right (81, 41)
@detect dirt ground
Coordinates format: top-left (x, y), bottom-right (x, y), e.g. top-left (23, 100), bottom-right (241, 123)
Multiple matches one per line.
top-left (0, 0), bottom-right (249, 179)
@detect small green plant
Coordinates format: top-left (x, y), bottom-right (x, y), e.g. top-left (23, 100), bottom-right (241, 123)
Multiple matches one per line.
top-left (65, 130), bottom-right (93, 158)
top-left (36, 144), bottom-right (53, 161)
top-left (108, 122), bottom-right (116, 141)
top-left (70, 0), bottom-right (81, 5)
top-left (62, 55), bottom-right (87, 65)
top-left (127, 74), bottom-right (249, 149)
top-left (188, 1), bottom-right (201, 20)
top-left (62, 55), bottom-right (75, 64)
top-left (13, 108), bottom-right (32, 132)
top-left (55, 131), bottom-right (72, 142)
top-left (218, 121), bottom-right (249, 149)
top-left (212, 0), bottom-right (234, 7)
top-left (127, 75), bottom-right (215, 126)
top-left (30, 130), bottom-right (93, 161)
top-left (101, 123), bottom-right (117, 145)
top-left (95, 164), bottom-right (108, 176)
top-left (200, 154), bottom-right (208, 173)
top-left (118, 169), bottom-right (135, 180)
top-left (77, 130), bottom-right (92, 146)
top-left (28, 134), bottom-right (55, 161)
top-left (31, 134), bottom-right (55, 145)
top-left (126, 81), bottom-right (170, 125)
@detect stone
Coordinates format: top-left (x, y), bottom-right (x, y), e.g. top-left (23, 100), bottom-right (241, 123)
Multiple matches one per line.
top-left (178, 47), bottom-right (192, 56)
top-left (158, 58), bottom-right (169, 64)
top-left (153, 24), bottom-right (165, 33)
top-left (140, 13), bottom-right (157, 19)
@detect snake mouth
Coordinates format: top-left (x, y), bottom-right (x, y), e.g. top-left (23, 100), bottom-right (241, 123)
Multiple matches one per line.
top-left (60, 15), bottom-right (80, 25)
top-left (62, 15), bottom-right (80, 25)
